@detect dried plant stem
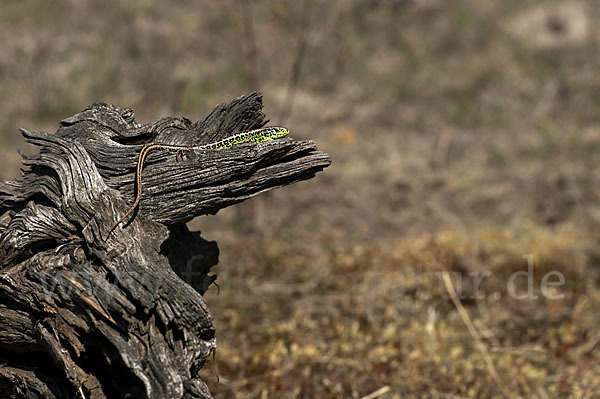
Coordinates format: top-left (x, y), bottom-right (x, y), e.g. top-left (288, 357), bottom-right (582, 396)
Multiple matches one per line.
top-left (279, 0), bottom-right (312, 123)
top-left (359, 386), bottom-right (390, 399)
top-left (441, 271), bottom-right (512, 399)
top-left (240, 0), bottom-right (259, 90)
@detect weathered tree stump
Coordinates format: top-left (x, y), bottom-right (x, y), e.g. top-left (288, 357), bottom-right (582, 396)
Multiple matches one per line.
top-left (0, 93), bottom-right (331, 398)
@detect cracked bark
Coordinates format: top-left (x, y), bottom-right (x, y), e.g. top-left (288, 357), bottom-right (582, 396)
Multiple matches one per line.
top-left (0, 92), bottom-right (331, 399)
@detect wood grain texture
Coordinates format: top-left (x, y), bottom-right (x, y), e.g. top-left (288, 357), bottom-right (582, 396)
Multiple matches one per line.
top-left (0, 92), bottom-right (331, 398)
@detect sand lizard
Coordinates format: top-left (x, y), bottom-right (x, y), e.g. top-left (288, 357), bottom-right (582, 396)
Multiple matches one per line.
top-left (107, 126), bottom-right (290, 236)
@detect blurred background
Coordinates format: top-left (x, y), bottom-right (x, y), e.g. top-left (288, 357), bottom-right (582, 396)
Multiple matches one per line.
top-left (2, 1), bottom-right (600, 398)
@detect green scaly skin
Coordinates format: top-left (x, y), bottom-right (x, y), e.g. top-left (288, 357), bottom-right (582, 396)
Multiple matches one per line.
top-left (107, 126), bottom-right (290, 236)
top-left (202, 126), bottom-right (290, 149)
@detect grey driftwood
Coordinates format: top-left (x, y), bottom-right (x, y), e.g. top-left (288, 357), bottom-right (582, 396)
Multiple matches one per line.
top-left (0, 93), bottom-right (331, 399)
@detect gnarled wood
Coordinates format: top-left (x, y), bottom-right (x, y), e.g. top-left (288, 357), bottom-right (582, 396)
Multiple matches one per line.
top-left (0, 93), bottom-right (331, 398)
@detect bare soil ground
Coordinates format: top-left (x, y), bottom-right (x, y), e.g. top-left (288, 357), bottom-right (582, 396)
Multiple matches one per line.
top-left (1, 1), bottom-right (599, 397)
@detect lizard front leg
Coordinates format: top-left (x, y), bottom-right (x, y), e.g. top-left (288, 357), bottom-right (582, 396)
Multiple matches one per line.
top-left (175, 148), bottom-right (191, 162)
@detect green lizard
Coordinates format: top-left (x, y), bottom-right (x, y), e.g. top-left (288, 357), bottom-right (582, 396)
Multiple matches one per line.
top-left (107, 126), bottom-right (290, 236)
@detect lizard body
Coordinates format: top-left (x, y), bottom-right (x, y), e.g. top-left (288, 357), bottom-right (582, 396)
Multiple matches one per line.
top-left (107, 126), bottom-right (289, 236)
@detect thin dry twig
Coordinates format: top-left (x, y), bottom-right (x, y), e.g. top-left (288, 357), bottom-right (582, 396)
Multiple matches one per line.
top-left (441, 271), bottom-right (512, 399)
top-left (489, 345), bottom-right (546, 354)
top-left (359, 386), bottom-right (390, 399)
top-left (240, 0), bottom-right (259, 90)
top-left (279, 0), bottom-right (312, 124)
top-left (225, 363), bottom-right (295, 389)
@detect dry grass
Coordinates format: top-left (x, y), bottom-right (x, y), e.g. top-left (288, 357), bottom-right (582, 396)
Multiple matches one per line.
top-left (1, 0), bottom-right (600, 397)
top-left (198, 223), bottom-right (599, 398)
